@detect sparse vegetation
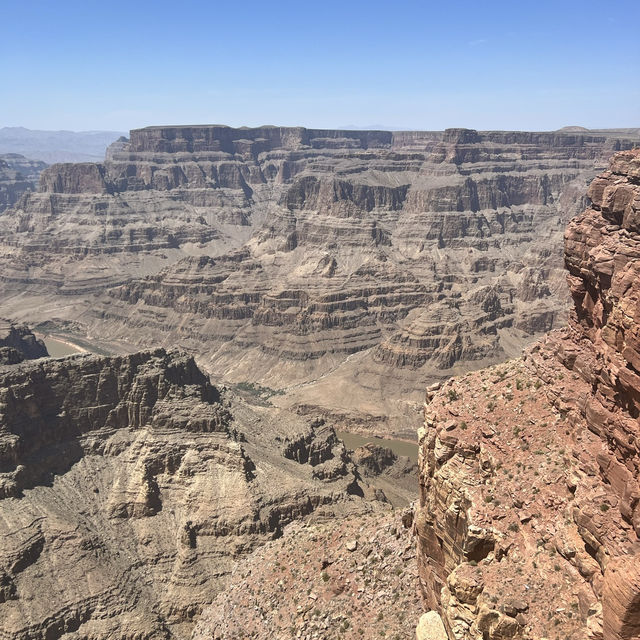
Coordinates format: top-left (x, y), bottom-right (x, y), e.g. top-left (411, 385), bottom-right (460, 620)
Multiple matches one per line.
top-left (233, 381), bottom-right (285, 403)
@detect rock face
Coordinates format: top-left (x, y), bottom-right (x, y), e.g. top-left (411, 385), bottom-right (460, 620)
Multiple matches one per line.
top-left (416, 611), bottom-right (448, 640)
top-left (0, 153), bottom-right (46, 212)
top-left (351, 442), bottom-right (418, 506)
top-left (415, 149), bottom-right (640, 639)
top-left (0, 349), bottom-right (366, 639)
top-left (192, 509), bottom-right (422, 640)
top-left (0, 319), bottom-right (48, 364)
top-left (1, 125), bottom-right (639, 437)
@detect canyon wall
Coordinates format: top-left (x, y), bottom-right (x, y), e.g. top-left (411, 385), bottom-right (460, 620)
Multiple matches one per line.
top-left (1, 126), bottom-right (638, 436)
top-left (415, 149), bottom-right (640, 639)
top-left (0, 348), bottom-right (366, 639)
top-left (0, 153), bottom-right (46, 212)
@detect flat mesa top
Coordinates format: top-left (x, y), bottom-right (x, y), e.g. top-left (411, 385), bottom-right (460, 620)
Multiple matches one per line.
top-left (129, 124), bottom-right (640, 136)
top-left (129, 124), bottom-right (404, 136)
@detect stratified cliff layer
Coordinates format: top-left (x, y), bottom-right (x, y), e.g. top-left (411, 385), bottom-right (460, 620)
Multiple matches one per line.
top-left (415, 149), bottom-right (640, 639)
top-left (1, 126), bottom-right (639, 436)
top-left (0, 349), bottom-right (367, 639)
top-left (0, 153), bottom-right (46, 212)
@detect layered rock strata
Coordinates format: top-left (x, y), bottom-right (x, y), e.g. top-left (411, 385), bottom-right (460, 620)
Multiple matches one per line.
top-left (0, 153), bottom-right (46, 212)
top-left (1, 126), bottom-right (639, 436)
top-left (0, 349), bottom-right (366, 639)
top-left (415, 149), bottom-right (640, 639)
top-left (350, 442), bottom-right (418, 506)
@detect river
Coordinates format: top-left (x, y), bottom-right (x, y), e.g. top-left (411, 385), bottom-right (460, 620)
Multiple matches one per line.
top-left (36, 339), bottom-right (419, 464)
top-left (41, 336), bottom-right (87, 357)
top-left (336, 430), bottom-right (418, 462)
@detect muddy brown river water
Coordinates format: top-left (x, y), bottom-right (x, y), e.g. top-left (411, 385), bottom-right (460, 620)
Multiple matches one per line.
top-left (41, 336), bottom-right (87, 357)
top-left (337, 430), bottom-right (418, 462)
top-left (37, 338), bottom-right (420, 464)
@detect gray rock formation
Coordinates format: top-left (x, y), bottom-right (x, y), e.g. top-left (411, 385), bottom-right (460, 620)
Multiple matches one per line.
top-left (0, 349), bottom-right (365, 639)
top-left (1, 125), bottom-right (639, 437)
top-left (0, 319), bottom-right (48, 364)
top-left (0, 153), bottom-right (47, 212)
top-left (351, 442), bottom-right (418, 506)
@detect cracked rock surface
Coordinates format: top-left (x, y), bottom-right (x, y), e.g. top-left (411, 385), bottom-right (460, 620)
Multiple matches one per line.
top-left (192, 509), bottom-right (422, 640)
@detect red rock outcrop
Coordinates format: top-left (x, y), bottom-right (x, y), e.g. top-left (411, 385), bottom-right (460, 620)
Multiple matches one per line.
top-left (415, 149), bottom-right (640, 639)
top-left (191, 510), bottom-right (422, 640)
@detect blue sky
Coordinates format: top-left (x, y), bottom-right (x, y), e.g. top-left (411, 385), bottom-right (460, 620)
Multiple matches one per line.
top-left (1, 0), bottom-right (638, 132)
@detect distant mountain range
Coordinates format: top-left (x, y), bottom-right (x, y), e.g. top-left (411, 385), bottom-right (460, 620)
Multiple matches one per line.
top-left (0, 127), bottom-right (126, 163)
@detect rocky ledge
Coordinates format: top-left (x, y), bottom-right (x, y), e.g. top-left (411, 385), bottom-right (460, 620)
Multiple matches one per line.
top-left (192, 509), bottom-right (421, 640)
top-left (0, 349), bottom-right (368, 639)
top-left (414, 148), bottom-right (640, 639)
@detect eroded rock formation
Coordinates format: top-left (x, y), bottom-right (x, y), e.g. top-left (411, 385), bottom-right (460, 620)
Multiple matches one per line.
top-left (0, 153), bottom-right (46, 212)
top-left (1, 126), bottom-right (639, 436)
top-left (0, 349), bottom-right (366, 639)
top-left (415, 149), bottom-right (640, 639)
top-left (0, 319), bottom-right (48, 364)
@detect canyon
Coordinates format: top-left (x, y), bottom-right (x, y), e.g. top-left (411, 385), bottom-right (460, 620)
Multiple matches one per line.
top-left (0, 347), bottom-right (395, 639)
top-left (0, 319), bottom-right (48, 363)
top-left (1, 125), bottom-right (639, 438)
top-left (0, 153), bottom-right (47, 212)
top-left (0, 128), bottom-right (639, 640)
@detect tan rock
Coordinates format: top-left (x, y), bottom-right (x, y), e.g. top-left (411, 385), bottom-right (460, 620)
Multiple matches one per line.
top-left (0, 349), bottom-right (365, 639)
top-left (416, 611), bottom-right (448, 640)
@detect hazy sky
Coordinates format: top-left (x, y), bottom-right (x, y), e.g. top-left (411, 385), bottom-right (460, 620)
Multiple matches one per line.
top-left (2, 0), bottom-right (638, 132)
